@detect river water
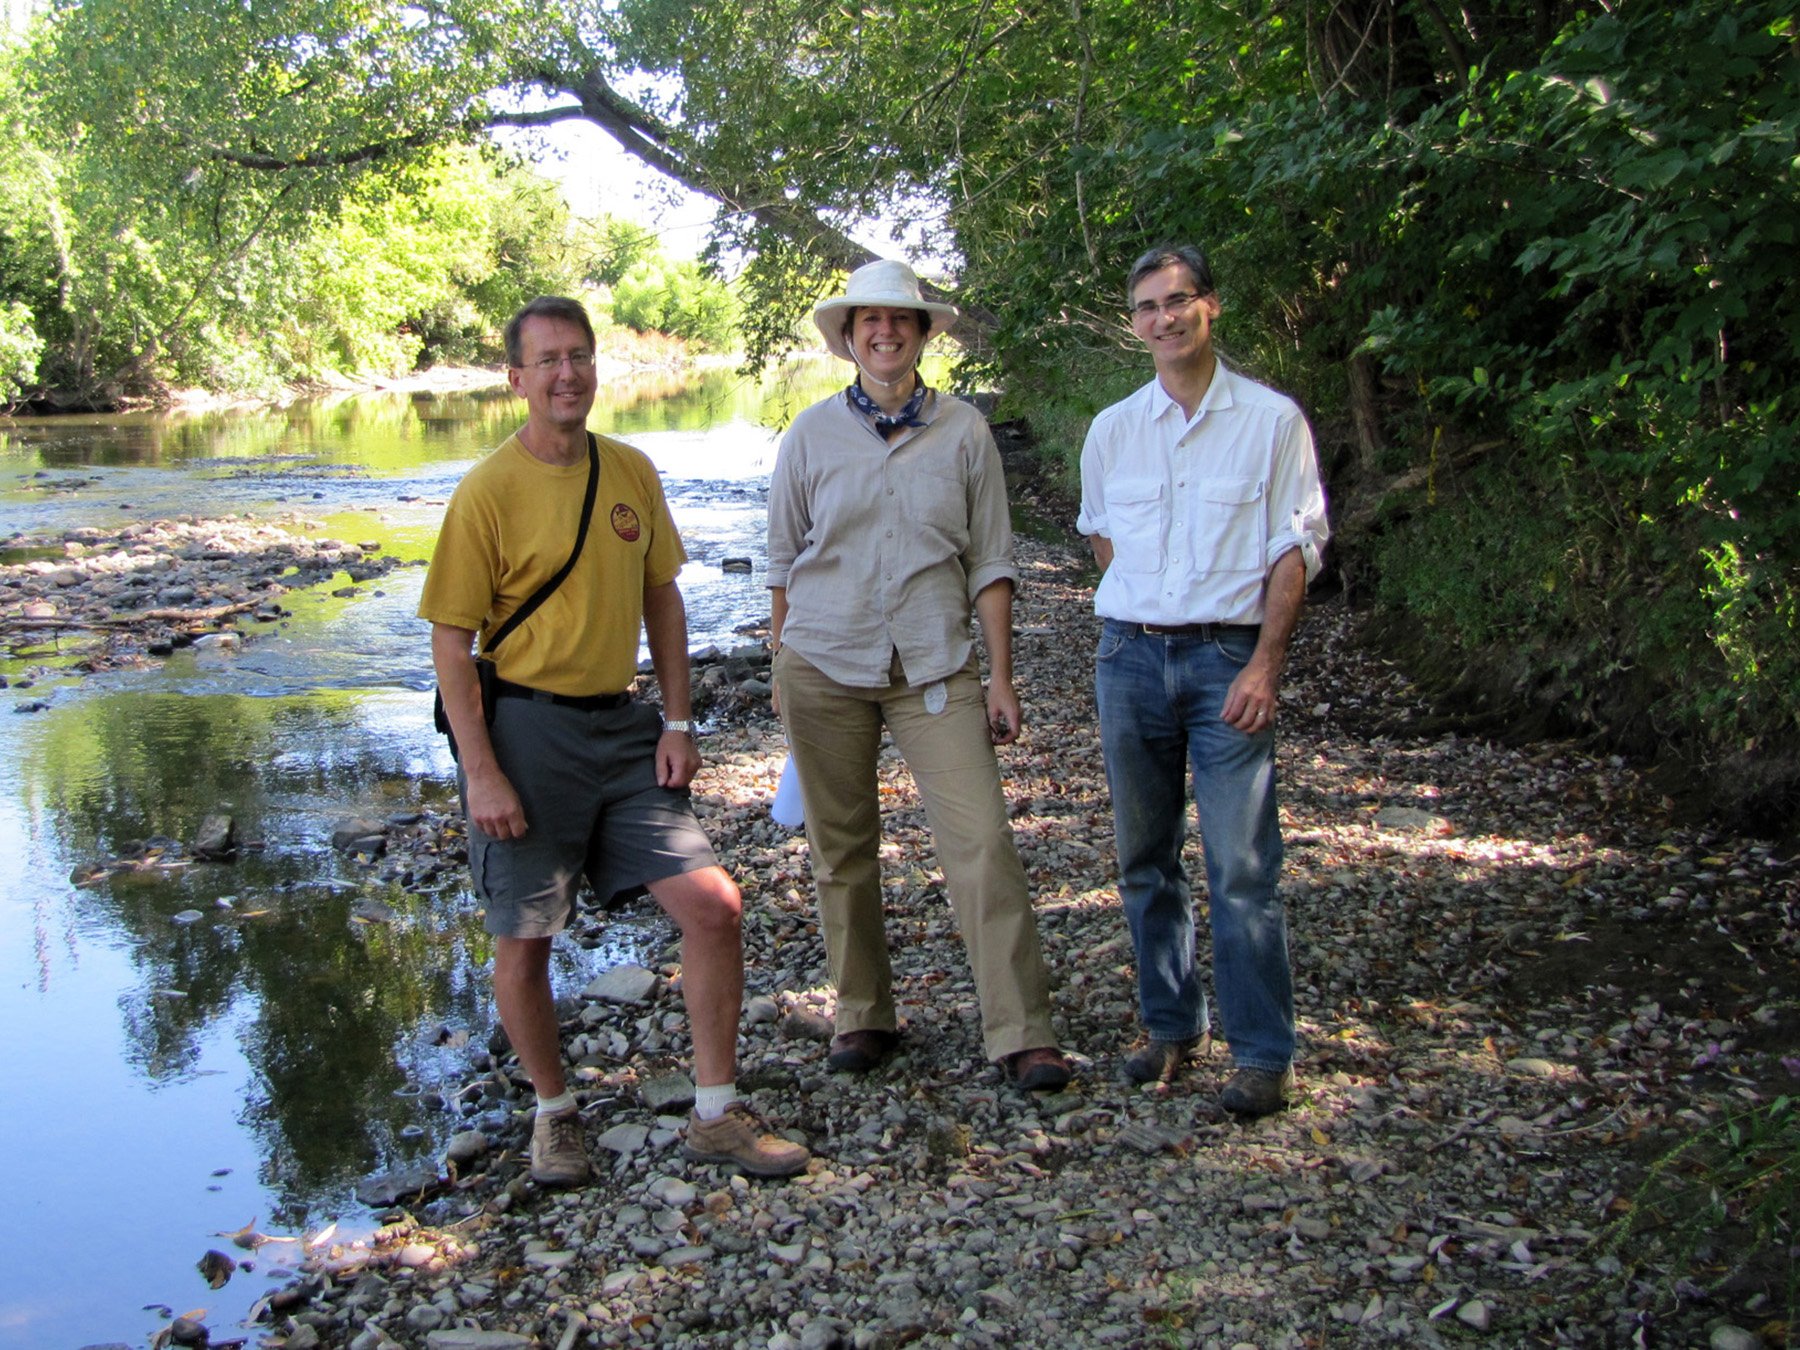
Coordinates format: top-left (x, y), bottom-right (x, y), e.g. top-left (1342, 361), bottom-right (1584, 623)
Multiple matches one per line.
top-left (0, 362), bottom-right (843, 1349)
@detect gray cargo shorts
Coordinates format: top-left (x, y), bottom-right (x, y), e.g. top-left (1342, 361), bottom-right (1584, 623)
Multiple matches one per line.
top-left (459, 696), bottom-right (718, 938)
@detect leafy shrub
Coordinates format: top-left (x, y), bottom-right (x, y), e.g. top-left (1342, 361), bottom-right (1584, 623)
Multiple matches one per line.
top-left (0, 300), bottom-right (43, 404)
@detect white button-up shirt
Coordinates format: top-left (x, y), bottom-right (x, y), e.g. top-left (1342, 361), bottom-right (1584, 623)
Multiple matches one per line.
top-left (1076, 363), bottom-right (1328, 625)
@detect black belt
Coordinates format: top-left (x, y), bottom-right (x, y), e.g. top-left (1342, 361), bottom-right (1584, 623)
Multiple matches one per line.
top-left (492, 678), bottom-right (631, 711)
top-left (1129, 622), bottom-right (1261, 638)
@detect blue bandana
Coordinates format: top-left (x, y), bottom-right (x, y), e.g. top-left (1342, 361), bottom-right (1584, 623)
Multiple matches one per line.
top-left (847, 379), bottom-right (929, 435)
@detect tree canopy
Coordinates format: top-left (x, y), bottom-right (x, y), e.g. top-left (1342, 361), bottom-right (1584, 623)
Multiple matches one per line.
top-left (7, 0), bottom-right (1798, 816)
top-left (0, 3), bottom-right (746, 403)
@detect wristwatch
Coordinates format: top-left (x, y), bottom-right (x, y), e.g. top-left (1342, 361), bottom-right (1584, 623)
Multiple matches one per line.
top-left (663, 719), bottom-right (695, 735)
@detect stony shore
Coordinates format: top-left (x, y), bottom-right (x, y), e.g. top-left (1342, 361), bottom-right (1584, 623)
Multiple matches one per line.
top-left (231, 530), bottom-right (1798, 1350)
top-left (1, 513), bottom-right (407, 693)
top-left (17, 499), bottom-right (1791, 1350)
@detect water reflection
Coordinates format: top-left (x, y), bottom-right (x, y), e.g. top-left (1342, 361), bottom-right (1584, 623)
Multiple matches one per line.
top-left (1, 361), bottom-right (836, 473)
top-left (20, 693), bottom-right (480, 1191)
top-left (0, 361), bottom-right (846, 1348)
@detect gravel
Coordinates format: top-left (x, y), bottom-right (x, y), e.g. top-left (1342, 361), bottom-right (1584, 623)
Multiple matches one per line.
top-left (254, 533), bottom-right (1799, 1349)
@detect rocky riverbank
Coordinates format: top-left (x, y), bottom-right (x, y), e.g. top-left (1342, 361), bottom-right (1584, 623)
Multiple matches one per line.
top-left (1, 514), bottom-right (407, 692)
top-left (203, 532), bottom-right (1798, 1350)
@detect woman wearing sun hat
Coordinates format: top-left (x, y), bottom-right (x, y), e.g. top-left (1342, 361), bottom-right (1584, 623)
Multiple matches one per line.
top-left (766, 258), bottom-right (1071, 1091)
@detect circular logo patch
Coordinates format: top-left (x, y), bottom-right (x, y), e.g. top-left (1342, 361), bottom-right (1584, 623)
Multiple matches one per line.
top-left (610, 503), bottom-right (642, 542)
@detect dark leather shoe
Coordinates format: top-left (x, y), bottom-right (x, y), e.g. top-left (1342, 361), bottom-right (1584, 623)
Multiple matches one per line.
top-left (1219, 1066), bottom-right (1294, 1117)
top-left (826, 1028), bottom-right (900, 1073)
top-left (1004, 1046), bottom-right (1073, 1091)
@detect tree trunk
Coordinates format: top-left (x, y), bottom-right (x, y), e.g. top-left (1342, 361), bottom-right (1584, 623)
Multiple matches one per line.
top-left (1347, 351), bottom-right (1382, 474)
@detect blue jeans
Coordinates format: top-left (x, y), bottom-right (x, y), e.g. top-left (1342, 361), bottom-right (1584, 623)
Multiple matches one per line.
top-left (1095, 620), bottom-right (1294, 1071)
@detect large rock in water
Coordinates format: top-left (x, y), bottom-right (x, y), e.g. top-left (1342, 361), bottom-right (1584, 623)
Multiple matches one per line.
top-left (192, 813), bottom-right (238, 861)
top-left (332, 816), bottom-right (388, 854)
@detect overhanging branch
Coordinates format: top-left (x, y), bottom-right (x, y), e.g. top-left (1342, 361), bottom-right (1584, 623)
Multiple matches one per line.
top-left (195, 64), bottom-right (993, 333)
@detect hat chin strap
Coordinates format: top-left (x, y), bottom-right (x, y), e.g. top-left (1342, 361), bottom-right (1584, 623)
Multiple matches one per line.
top-left (851, 350), bottom-right (917, 392)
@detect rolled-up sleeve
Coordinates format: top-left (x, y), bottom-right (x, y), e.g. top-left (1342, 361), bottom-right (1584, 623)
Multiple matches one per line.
top-left (1075, 416), bottom-right (1108, 539)
top-left (962, 424), bottom-right (1019, 601)
top-left (1265, 408), bottom-right (1329, 581)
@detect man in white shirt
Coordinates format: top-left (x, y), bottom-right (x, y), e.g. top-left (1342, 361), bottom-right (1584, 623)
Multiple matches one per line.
top-left (1077, 244), bottom-right (1329, 1116)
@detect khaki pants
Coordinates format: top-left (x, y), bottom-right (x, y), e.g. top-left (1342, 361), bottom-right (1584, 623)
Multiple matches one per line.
top-left (774, 646), bottom-right (1056, 1061)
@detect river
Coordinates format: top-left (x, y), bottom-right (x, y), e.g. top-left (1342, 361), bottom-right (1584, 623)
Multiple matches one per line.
top-left (0, 361), bottom-right (844, 1349)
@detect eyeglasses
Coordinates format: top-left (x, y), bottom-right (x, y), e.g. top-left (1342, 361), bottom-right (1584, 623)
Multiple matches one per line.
top-left (1131, 292), bottom-right (1202, 320)
top-left (519, 352), bottom-right (596, 372)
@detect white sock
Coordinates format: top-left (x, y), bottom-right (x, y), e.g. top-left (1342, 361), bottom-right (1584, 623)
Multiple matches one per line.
top-left (536, 1090), bottom-right (576, 1118)
top-left (693, 1082), bottom-right (738, 1121)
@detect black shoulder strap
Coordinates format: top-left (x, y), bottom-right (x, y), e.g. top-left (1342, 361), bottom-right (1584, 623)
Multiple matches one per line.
top-left (482, 432), bottom-right (601, 656)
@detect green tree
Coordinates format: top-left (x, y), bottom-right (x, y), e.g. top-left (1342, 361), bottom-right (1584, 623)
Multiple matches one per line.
top-left (610, 255), bottom-right (739, 350)
top-left (0, 300), bottom-right (43, 404)
top-left (13, 0), bottom-right (1799, 808)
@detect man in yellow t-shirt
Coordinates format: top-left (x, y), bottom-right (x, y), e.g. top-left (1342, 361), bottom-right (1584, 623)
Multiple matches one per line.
top-left (419, 296), bottom-right (809, 1184)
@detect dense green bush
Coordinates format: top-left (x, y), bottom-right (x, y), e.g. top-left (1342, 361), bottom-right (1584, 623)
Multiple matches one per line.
top-left (0, 300), bottom-right (43, 405)
top-left (961, 0), bottom-right (1799, 799)
top-left (1334, 4), bottom-right (1797, 765)
top-left (611, 257), bottom-right (740, 351)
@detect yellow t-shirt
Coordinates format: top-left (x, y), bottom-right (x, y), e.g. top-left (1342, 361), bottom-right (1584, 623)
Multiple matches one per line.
top-left (418, 432), bottom-right (687, 696)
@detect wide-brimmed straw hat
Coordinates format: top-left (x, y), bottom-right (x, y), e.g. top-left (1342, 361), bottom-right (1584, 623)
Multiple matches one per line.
top-left (812, 259), bottom-right (959, 362)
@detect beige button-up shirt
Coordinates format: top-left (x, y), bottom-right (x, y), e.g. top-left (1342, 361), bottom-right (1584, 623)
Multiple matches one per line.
top-left (767, 388), bottom-right (1018, 688)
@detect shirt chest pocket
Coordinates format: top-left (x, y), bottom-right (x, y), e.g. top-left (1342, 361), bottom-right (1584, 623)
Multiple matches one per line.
top-left (1184, 477), bottom-right (1266, 574)
top-left (901, 465), bottom-right (969, 542)
top-left (1106, 477), bottom-right (1166, 574)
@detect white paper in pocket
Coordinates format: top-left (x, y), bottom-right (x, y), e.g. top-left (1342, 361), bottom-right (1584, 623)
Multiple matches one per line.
top-left (771, 753), bottom-right (805, 828)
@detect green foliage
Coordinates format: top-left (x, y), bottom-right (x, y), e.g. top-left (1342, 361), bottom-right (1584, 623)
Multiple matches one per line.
top-left (577, 216), bottom-right (664, 290)
top-left (0, 300), bottom-right (43, 403)
top-left (0, 2), bottom-right (748, 400)
top-left (1343, 3), bottom-right (1799, 756)
top-left (610, 256), bottom-right (738, 350)
top-left (5, 0), bottom-right (1796, 791)
top-left (1605, 1095), bottom-right (1799, 1325)
top-left (0, 15), bottom-right (730, 399)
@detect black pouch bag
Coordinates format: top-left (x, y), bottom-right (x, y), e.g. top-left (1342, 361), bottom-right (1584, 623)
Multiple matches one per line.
top-left (431, 435), bottom-right (599, 760)
top-left (432, 657), bottom-right (499, 760)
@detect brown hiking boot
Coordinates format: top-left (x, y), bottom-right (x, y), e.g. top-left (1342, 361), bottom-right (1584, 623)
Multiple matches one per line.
top-left (1220, 1066), bottom-right (1295, 1118)
top-left (1123, 1036), bottom-right (1201, 1084)
top-left (529, 1107), bottom-right (591, 1186)
top-left (682, 1102), bottom-right (811, 1177)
